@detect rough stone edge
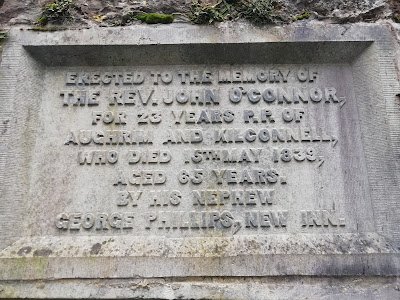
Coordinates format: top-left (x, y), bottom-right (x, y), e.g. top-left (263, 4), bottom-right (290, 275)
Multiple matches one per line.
top-left (0, 276), bottom-right (400, 299)
top-left (351, 24), bottom-right (400, 244)
top-left (1, 253), bottom-right (400, 280)
top-left (0, 233), bottom-right (398, 259)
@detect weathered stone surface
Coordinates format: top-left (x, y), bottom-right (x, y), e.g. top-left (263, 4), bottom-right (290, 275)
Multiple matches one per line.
top-left (0, 21), bottom-right (399, 299)
top-left (1, 276), bottom-right (400, 299)
top-left (284, 0), bottom-right (389, 22)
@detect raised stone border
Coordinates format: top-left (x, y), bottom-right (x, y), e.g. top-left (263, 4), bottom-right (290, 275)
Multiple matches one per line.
top-left (0, 22), bottom-right (399, 298)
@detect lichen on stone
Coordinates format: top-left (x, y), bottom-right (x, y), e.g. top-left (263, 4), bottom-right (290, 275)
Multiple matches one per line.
top-left (0, 29), bottom-right (8, 51)
top-left (292, 11), bottom-right (310, 22)
top-left (188, 0), bottom-right (282, 25)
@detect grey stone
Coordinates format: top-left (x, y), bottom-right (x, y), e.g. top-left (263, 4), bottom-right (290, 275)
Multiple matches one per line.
top-left (1, 276), bottom-right (400, 299)
top-left (0, 21), bottom-right (400, 299)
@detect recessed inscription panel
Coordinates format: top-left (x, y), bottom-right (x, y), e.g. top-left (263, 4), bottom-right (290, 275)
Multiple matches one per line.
top-left (26, 64), bottom-right (373, 238)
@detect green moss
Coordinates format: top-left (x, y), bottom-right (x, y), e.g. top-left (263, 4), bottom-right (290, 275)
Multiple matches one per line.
top-left (239, 0), bottom-right (281, 25)
top-left (37, 16), bottom-right (48, 26)
top-left (392, 14), bottom-right (400, 23)
top-left (37, 0), bottom-right (74, 25)
top-left (189, 0), bottom-right (281, 25)
top-left (189, 1), bottom-right (229, 24)
top-left (117, 0), bottom-right (282, 26)
top-left (29, 27), bottom-right (67, 31)
top-left (136, 13), bottom-right (174, 24)
top-left (292, 11), bottom-right (310, 21)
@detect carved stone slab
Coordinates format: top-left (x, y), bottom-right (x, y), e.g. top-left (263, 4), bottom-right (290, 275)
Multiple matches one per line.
top-left (0, 23), bottom-right (399, 288)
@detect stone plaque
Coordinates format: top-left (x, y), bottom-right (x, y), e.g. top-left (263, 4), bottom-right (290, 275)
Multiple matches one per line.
top-left (0, 24), bottom-right (399, 284)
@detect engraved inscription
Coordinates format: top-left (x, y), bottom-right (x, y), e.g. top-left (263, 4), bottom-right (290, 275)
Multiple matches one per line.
top-left (55, 66), bottom-right (351, 236)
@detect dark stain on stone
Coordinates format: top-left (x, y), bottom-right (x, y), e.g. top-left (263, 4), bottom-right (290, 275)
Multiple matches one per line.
top-left (33, 248), bottom-right (52, 257)
top-left (395, 94), bottom-right (400, 107)
top-left (0, 1), bottom-right (4, 8)
top-left (17, 246), bottom-right (32, 256)
top-left (90, 243), bottom-right (102, 255)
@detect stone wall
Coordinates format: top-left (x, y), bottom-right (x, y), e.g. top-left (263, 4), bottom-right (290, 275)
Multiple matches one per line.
top-left (0, 0), bottom-right (396, 26)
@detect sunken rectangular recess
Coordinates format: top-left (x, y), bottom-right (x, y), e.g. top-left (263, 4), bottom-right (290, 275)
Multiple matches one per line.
top-left (23, 41), bottom-right (372, 66)
top-left (1, 35), bottom-right (399, 281)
